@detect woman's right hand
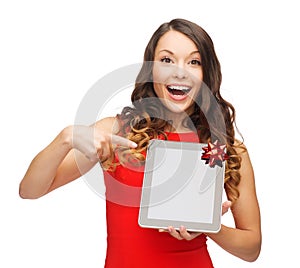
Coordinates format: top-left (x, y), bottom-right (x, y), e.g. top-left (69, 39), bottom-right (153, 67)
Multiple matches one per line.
top-left (19, 117), bottom-right (137, 199)
top-left (71, 125), bottom-right (137, 163)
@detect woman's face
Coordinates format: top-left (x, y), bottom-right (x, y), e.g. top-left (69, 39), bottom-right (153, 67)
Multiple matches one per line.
top-left (152, 30), bottom-right (203, 115)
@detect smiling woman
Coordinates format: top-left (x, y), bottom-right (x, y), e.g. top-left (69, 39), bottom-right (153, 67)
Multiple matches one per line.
top-left (152, 30), bottom-right (203, 121)
top-left (19, 18), bottom-right (261, 268)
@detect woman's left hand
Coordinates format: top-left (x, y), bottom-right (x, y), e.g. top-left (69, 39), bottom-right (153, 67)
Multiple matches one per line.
top-left (160, 200), bottom-right (231, 241)
top-left (164, 226), bottom-right (201, 241)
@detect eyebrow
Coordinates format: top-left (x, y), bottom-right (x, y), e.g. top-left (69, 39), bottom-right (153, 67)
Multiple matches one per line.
top-left (158, 49), bottom-right (201, 56)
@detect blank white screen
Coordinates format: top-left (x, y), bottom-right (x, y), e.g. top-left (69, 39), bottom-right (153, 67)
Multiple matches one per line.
top-left (147, 147), bottom-right (217, 223)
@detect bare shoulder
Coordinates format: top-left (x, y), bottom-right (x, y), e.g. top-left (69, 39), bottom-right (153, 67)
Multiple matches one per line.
top-left (233, 139), bottom-right (248, 155)
top-left (93, 116), bottom-right (121, 134)
top-left (233, 139), bottom-right (253, 171)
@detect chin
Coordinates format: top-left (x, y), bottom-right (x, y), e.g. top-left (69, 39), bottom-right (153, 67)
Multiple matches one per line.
top-left (164, 102), bottom-right (193, 115)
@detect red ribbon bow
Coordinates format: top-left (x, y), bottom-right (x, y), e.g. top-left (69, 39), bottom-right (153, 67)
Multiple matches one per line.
top-left (201, 140), bottom-right (229, 168)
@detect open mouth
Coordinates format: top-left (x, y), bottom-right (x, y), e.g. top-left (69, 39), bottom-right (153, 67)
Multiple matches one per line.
top-left (167, 85), bottom-right (192, 96)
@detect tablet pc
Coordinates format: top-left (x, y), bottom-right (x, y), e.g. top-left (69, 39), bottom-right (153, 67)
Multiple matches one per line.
top-left (138, 139), bottom-right (225, 233)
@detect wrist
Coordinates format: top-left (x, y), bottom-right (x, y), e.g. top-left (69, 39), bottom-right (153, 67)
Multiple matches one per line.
top-left (205, 224), bottom-right (224, 239)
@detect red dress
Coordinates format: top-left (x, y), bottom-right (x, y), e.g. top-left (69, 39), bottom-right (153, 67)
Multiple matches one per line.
top-left (103, 132), bottom-right (214, 268)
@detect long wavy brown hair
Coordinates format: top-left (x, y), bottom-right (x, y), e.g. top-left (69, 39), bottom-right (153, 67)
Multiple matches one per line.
top-left (103, 18), bottom-right (244, 203)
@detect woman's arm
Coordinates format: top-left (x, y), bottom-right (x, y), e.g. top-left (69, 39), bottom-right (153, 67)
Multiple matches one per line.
top-left (206, 146), bottom-right (262, 262)
top-left (19, 117), bottom-right (137, 199)
top-left (19, 125), bottom-right (80, 199)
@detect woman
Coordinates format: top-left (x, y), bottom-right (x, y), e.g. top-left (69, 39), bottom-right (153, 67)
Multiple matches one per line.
top-left (20, 18), bottom-right (261, 267)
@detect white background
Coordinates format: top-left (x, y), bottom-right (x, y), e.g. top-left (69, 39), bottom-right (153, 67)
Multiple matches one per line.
top-left (1, 0), bottom-right (299, 267)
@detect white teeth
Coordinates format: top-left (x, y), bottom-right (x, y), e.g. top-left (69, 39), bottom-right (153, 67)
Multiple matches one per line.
top-left (168, 85), bottom-right (191, 91)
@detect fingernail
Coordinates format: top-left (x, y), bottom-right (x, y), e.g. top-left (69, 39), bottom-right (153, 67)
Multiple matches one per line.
top-left (131, 142), bottom-right (138, 148)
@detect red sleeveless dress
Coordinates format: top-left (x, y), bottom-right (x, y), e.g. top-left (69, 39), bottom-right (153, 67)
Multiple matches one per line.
top-left (103, 132), bottom-right (214, 268)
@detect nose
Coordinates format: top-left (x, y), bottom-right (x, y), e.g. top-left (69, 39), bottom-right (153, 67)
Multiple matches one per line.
top-left (172, 64), bottom-right (187, 79)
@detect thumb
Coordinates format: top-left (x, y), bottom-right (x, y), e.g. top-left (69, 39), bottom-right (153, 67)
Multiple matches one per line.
top-left (221, 201), bottom-right (232, 216)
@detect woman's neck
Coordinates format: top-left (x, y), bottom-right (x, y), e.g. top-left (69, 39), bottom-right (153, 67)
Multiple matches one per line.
top-left (164, 110), bottom-right (194, 133)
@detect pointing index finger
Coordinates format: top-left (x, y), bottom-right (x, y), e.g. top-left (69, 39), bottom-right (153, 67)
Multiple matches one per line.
top-left (111, 134), bottom-right (138, 148)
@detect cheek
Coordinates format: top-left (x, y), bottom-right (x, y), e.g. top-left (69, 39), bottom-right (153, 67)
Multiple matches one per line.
top-left (190, 68), bottom-right (203, 82)
top-left (190, 69), bottom-right (203, 92)
top-left (152, 63), bottom-right (173, 84)
top-left (152, 64), bottom-right (169, 97)
top-left (153, 82), bottom-right (165, 98)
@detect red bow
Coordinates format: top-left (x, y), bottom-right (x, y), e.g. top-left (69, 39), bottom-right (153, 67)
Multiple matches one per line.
top-left (201, 140), bottom-right (229, 168)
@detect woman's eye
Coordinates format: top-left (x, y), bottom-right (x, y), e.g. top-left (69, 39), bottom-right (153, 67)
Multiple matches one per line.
top-left (161, 57), bottom-right (172, 63)
top-left (190, 59), bottom-right (202, 66)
